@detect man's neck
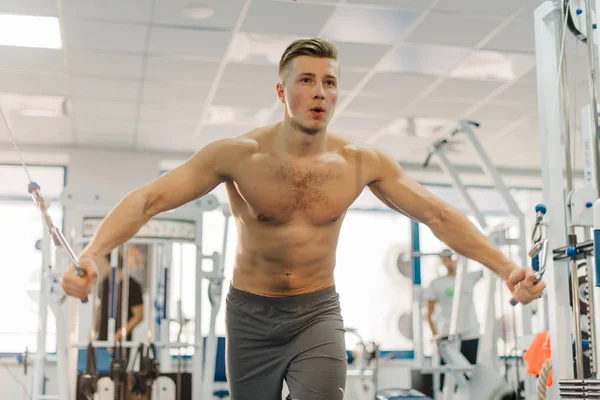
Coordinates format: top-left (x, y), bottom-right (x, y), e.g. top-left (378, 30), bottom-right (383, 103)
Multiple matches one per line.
top-left (275, 120), bottom-right (327, 157)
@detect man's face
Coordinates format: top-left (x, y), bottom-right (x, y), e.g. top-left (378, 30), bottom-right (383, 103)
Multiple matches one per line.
top-left (441, 256), bottom-right (457, 273)
top-left (277, 55), bottom-right (339, 135)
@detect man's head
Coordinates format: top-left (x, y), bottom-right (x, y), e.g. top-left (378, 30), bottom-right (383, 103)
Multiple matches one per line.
top-left (276, 38), bottom-right (340, 135)
top-left (439, 248), bottom-right (457, 274)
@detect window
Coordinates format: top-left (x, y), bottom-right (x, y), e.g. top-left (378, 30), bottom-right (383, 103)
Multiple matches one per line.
top-left (0, 165), bottom-right (65, 353)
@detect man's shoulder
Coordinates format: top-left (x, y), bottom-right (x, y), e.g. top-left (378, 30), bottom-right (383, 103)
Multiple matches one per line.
top-left (327, 131), bottom-right (381, 163)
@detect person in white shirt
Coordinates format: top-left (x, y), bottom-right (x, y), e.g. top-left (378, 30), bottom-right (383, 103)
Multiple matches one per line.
top-left (424, 249), bottom-right (483, 389)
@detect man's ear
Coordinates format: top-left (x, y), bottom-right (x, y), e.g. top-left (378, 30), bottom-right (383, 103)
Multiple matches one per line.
top-left (276, 82), bottom-right (285, 104)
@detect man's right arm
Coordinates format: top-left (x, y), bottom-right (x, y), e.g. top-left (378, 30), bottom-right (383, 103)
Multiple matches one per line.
top-left (61, 138), bottom-right (251, 299)
top-left (426, 299), bottom-right (438, 337)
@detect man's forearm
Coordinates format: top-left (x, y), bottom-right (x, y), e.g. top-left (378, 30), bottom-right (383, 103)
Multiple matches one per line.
top-left (429, 206), bottom-right (516, 280)
top-left (428, 319), bottom-right (437, 337)
top-left (123, 317), bottom-right (142, 337)
top-left (81, 189), bottom-right (154, 260)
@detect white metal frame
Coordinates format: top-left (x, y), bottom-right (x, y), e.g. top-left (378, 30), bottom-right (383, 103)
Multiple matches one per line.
top-left (422, 121), bottom-right (540, 399)
top-left (32, 186), bottom-right (227, 400)
top-left (534, 2), bottom-right (582, 398)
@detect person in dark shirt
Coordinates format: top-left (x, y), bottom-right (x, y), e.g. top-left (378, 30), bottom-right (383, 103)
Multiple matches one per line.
top-left (96, 253), bottom-right (144, 344)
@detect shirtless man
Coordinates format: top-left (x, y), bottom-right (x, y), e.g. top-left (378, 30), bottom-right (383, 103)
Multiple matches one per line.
top-left (61, 38), bottom-right (545, 400)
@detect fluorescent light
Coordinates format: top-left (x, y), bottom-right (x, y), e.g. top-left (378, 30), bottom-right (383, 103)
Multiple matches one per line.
top-left (0, 14), bottom-right (62, 49)
top-left (183, 4), bottom-right (215, 20)
top-left (0, 93), bottom-right (67, 118)
top-left (450, 50), bottom-right (536, 81)
top-left (20, 109), bottom-right (64, 118)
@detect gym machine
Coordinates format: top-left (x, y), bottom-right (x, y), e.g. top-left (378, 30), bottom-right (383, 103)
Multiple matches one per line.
top-left (29, 185), bottom-right (230, 400)
top-left (533, 0), bottom-right (600, 398)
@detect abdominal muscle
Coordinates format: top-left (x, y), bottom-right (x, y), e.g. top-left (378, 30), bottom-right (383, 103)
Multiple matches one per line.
top-left (230, 220), bottom-right (341, 297)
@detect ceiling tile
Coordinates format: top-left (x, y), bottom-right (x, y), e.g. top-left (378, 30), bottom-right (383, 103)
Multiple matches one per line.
top-left (141, 82), bottom-right (209, 107)
top-left (491, 82), bottom-right (538, 105)
top-left (483, 20), bottom-right (536, 53)
top-left (362, 73), bottom-right (438, 98)
top-left (64, 20), bottom-right (148, 53)
top-left (335, 42), bottom-right (391, 69)
top-left (0, 47), bottom-right (65, 74)
top-left (377, 45), bottom-right (470, 75)
top-left (321, 7), bottom-right (421, 44)
top-left (227, 32), bottom-right (304, 65)
top-left (68, 52), bottom-right (144, 79)
top-left (152, 0), bottom-right (247, 30)
top-left (197, 125), bottom-right (250, 142)
top-left (345, 0), bottom-right (434, 10)
top-left (75, 117), bottom-right (136, 135)
top-left (139, 105), bottom-right (199, 123)
top-left (410, 98), bottom-right (473, 119)
top-left (145, 56), bottom-right (220, 83)
top-left (211, 85), bottom-right (275, 108)
top-left (450, 50), bottom-right (536, 81)
top-left (518, 0), bottom-right (547, 20)
top-left (242, 1), bottom-right (335, 36)
top-left (329, 114), bottom-right (391, 133)
top-left (136, 133), bottom-right (195, 152)
top-left (148, 27), bottom-right (232, 58)
top-left (5, 114), bottom-right (73, 145)
top-left (220, 62), bottom-right (276, 88)
top-left (379, 116), bottom-right (456, 137)
top-left (77, 133), bottom-right (135, 149)
top-left (343, 129), bottom-right (379, 143)
top-left (469, 103), bottom-right (531, 122)
top-left (467, 119), bottom-right (518, 134)
top-left (71, 98), bottom-right (138, 119)
top-left (428, 78), bottom-right (505, 100)
top-left (70, 77), bottom-right (140, 101)
top-left (343, 94), bottom-right (409, 116)
top-left (339, 71), bottom-right (372, 92)
top-left (435, 0), bottom-right (528, 17)
top-left (0, 0), bottom-right (57, 16)
top-left (61, 0), bottom-right (153, 23)
top-left (520, 68), bottom-right (537, 83)
top-left (406, 12), bottom-right (500, 47)
top-left (137, 120), bottom-right (196, 137)
top-left (0, 71), bottom-right (68, 95)
top-left (374, 134), bottom-right (433, 160)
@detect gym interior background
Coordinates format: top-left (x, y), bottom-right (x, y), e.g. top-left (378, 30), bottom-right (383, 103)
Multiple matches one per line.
top-left (0, 0), bottom-right (594, 399)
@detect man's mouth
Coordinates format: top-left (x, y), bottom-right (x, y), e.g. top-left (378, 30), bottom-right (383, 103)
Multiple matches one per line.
top-left (310, 107), bottom-right (325, 116)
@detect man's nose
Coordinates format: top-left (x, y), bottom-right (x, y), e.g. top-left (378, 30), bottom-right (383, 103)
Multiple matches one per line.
top-left (313, 83), bottom-right (325, 99)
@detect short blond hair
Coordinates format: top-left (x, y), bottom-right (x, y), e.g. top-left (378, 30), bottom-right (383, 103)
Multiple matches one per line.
top-left (278, 38), bottom-right (339, 82)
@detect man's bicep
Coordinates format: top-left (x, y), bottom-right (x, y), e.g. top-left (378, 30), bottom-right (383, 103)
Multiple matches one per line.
top-left (131, 304), bottom-right (144, 318)
top-left (144, 139), bottom-right (233, 215)
top-left (369, 149), bottom-right (447, 225)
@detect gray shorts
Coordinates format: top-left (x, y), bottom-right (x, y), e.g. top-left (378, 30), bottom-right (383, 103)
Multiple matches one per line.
top-left (225, 285), bottom-right (347, 400)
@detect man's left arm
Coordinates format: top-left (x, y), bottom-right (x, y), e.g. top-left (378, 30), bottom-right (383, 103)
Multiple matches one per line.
top-left (114, 304), bottom-right (144, 342)
top-left (365, 148), bottom-right (544, 304)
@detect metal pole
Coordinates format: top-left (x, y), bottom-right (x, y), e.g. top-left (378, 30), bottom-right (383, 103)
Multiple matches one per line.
top-left (584, 0), bottom-right (600, 199)
top-left (435, 147), bottom-right (488, 231)
top-left (534, 3), bottom-right (576, 396)
top-left (585, 228), bottom-right (598, 375)
top-left (32, 227), bottom-right (51, 400)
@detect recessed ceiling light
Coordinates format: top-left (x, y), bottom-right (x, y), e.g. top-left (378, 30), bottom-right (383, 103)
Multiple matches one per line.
top-left (0, 13), bottom-right (61, 49)
top-left (183, 4), bottom-right (215, 20)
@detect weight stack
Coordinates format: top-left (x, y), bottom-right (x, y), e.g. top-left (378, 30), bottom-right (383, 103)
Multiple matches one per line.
top-left (559, 379), bottom-right (600, 399)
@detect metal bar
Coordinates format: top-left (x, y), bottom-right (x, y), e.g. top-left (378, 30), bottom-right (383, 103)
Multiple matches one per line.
top-left (435, 147), bottom-right (488, 230)
top-left (411, 221), bottom-right (424, 368)
top-left (584, 0), bottom-right (600, 199)
top-left (32, 227), bottom-right (51, 400)
top-left (448, 257), bottom-right (468, 337)
top-left (584, 228), bottom-right (598, 375)
top-left (534, 2), bottom-right (576, 395)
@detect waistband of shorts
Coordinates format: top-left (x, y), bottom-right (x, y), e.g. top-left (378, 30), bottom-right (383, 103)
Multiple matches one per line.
top-left (227, 284), bottom-right (337, 306)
